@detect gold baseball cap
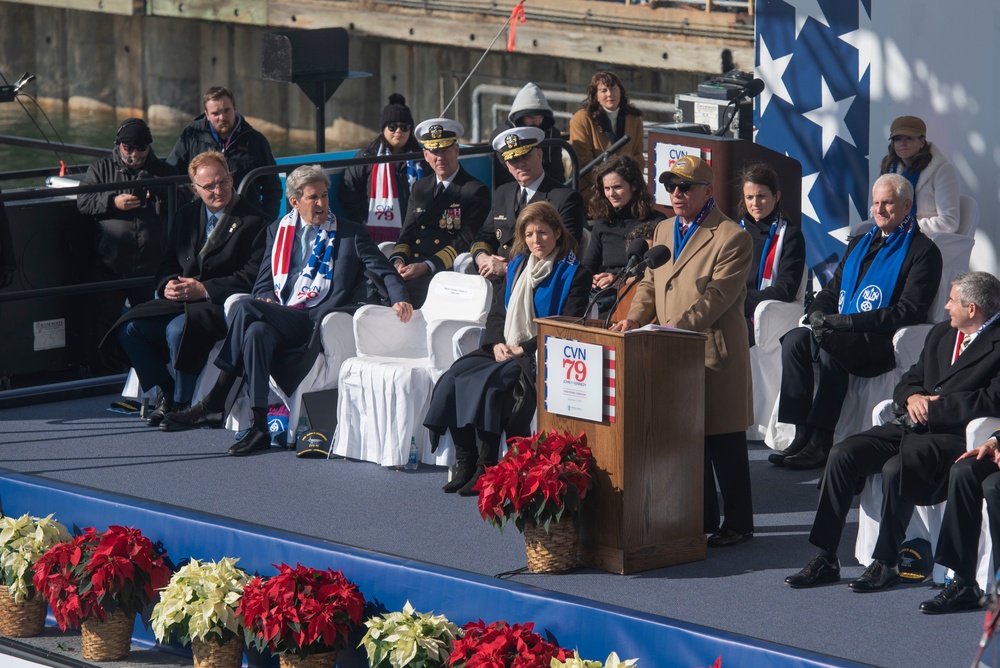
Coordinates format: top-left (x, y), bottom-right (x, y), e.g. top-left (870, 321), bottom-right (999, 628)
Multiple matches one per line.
top-left (658, 154), bottom-right (714, 186)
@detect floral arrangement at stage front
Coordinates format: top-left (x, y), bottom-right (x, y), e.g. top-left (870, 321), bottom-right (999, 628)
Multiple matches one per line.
top-left (475, 430), bottom-right (593, 533)
top-left (238, 563), bottom-right (366, 659)
top-left (150, 557), bottom-right (249, 646)
top-left (32, 525), bottom-right (172, 629)
top-left (361, 600), bottom-right (462, 668)
top-left (550, 652), bottom-right (639, 668)
top-left (447, 620), bottom-right (573, 668)
top-left (0, 513), bottom-right (71, 603)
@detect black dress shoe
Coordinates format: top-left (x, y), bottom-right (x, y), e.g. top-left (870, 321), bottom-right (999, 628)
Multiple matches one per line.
top-left (848, 559), bottom-right (900, 592)
top-left (443, 459), bottom-right (477, 493)
top-left (919, 580), bottom-right (984, 614)
top-left (228, 429), bottom-right (271, 456)
top-left (707, 527), bottom-right (753, 547)
top-left (160, 401), bottom-right (224, 431)
top-left (784, 434), bottom-right (833, 470)
top-left (144, 393), bottom-right (174, 427)
top-left (768, 435), bottom-right (811, 466)
top-left (785, 555), bottom-right (841, 588)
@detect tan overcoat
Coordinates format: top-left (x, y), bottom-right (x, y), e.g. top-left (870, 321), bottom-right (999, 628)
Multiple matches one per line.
top-left (627, 206), bottom-right (753, 435)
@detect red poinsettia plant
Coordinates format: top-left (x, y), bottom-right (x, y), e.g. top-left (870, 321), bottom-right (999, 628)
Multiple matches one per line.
top-left (237, 563), bottom-right (366, 659)
top-left (448, 619), bottom-right (573, 668)
top-left (475, 430), bottom-right (593, 533)
top-left (31, 525), bottom-right (171, 630)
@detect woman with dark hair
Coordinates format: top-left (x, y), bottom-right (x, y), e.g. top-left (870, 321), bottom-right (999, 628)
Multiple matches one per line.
top-left (569, 71), bottom-right (644, 198)
top-left (424, 201), bottom-right (592, 495)
top-left (338, 94), bottom-right (427, 242)
top-left (737, 162), bottom-right (806, 346)
top-left (878, 115), bottom-right (959, 234)
top-left (583, 153), bottom-right (665, 292)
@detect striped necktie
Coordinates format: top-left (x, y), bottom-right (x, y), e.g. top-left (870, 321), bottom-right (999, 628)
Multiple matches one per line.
top-left (202, 214), bottom-right (218, 250)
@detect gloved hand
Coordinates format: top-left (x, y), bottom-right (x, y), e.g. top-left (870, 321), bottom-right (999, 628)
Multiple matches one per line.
top-left (807, 311), bottom-right (828, 345)
top-left (823, 313), bottom-right (853, 332)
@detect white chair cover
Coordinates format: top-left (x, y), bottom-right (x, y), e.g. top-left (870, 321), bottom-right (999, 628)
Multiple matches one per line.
top-left (855, 401), bottom-right (999, 590)
top-left (333, 272), bottom-right (493, 467)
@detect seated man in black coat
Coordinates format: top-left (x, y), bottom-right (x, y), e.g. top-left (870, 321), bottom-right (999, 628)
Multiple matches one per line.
top-left (109, 150), bottom-right (269, 426)
top-left (772, 173), bottom-right (942, 470)
top-left (470, 126), bottom-right (585, 281)
top-left (161, 164), bottom-right (412, 455)
top-left (785, 271), bottom-right (1000, 593)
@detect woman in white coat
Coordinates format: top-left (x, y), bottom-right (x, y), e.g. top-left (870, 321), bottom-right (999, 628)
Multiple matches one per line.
top-left (879, 115), bottom-right (960, 234)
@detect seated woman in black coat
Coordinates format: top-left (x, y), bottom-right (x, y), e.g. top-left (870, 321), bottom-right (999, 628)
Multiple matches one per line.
top-left (737, 162), bottom-right (806, 346)
top-left (582, 153), bottom-right (664, 313)
top-left (424, 201), bottom-right (592, 495)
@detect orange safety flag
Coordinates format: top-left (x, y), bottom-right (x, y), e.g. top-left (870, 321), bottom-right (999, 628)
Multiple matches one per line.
top-left (59, 160), bottom-right (66, 177)
top-left (507, 1), bottom-right (526, 52)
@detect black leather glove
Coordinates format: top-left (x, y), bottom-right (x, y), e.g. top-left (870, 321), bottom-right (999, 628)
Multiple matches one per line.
top-left (823, 313), bottom-right (853, 332)
top-left (807, 311), bottom-right (828, 344)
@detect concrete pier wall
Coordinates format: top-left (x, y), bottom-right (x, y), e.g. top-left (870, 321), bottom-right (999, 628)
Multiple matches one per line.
top-left (0, 1), bottom-right (722, 147)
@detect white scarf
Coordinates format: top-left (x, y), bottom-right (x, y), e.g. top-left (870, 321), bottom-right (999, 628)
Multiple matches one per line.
top-left (270, 210), bottom-right (337, 309)
top-left (504, 252), bottom-right (555, 347)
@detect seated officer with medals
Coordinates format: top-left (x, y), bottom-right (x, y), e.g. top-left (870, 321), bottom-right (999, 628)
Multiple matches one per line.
top-left (389, 118), bottom-right (490, 307)
top-left (470, 126), bottom-right (585, 282)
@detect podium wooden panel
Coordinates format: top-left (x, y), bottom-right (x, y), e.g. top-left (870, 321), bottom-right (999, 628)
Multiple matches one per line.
top-left (535, 317), bottom-right (706, 574)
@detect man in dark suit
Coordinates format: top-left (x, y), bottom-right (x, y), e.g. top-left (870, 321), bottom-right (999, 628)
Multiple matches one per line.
top-left (772, 173), bottom-right (943, 470)
top-left (785, 271), bottom-right (1000, 593)
top-left (108, 150), bottom-right (269, 426)
top-left (162, 164), bottom-right (412, 455)
top-left (470, 126), bottom-right (585, 281)
top-left (389, 117), bottom-right (490, 307)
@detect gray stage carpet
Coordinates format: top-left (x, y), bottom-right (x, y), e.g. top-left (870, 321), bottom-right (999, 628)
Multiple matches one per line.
top-left (0, 394), bottom-right (993, 668)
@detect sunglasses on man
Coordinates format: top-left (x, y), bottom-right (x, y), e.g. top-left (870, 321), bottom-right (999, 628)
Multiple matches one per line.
top-left (665, 182), bottom-right (707, 194)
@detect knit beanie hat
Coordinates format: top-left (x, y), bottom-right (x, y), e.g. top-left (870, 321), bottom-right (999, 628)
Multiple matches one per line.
top-left (380, 93), bottom-right (414, 129)
top-left (115, 118), bottom-right (153, 146)
top-left (508, 82), bottom-right (553, 125)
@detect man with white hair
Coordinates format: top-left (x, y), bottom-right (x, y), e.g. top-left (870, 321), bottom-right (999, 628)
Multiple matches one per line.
top-left (772, 173), bottom-right (943, 470)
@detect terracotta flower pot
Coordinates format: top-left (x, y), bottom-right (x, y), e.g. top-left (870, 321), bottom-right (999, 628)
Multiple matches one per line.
top-left (0, 585), bottom-right (46, 637)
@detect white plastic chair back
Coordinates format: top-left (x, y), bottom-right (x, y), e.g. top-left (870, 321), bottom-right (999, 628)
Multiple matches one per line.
top-left (419, 271), bottom-right (492, 324)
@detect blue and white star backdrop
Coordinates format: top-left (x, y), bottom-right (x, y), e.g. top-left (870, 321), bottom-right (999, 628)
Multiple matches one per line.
top-left (754, 0), bottom-right (872, 279)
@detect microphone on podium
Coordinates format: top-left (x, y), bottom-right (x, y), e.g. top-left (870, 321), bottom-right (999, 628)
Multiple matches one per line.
top-left (603, 245), bottom-right (671, 329)
top-left (575, 237), bottom-right (651, 324)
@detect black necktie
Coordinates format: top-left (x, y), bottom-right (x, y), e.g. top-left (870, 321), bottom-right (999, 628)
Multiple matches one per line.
top-left (517, 188), bottom-right (528, 213)
top-left (433, 182), bottom-right (445, 199)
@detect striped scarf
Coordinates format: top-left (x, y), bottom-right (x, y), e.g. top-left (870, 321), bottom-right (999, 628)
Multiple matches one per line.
top-left (270, 210), bottom-right (337, 309)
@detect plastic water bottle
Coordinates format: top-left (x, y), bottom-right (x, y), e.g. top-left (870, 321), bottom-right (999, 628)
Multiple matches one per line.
top-left (294, 417), bottom-right (309, 450)
top-left (404, 436), bottom-right (418, 471)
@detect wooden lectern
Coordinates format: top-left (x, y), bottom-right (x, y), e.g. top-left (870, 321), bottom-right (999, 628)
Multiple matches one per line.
top-left (535, 317), bottom-right (707, 574)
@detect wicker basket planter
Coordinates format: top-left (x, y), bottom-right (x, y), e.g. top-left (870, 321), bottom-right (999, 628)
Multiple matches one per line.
top-left (191, 638), bottom-right (245, 668)
top-left (0, 585), bottom-right (46, 637)
top-left (523, 518), bottom-right (579, 574)
top-left (80, 609), bottom-right (135, 662)
top-left (278, 651), bottom-right (338, 668)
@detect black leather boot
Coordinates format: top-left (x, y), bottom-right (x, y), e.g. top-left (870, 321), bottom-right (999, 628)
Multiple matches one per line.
top-left (458, 432), bottom-right (500, 497)
top-left (768, 424), bottom-right (813, 465)
top-left (443, 430), bottom-right (478, 493)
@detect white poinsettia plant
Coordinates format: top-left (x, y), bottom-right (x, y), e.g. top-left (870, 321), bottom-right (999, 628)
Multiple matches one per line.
top-left (361, 600), bottom-right (462, 668)
top-left (0, 513), bottom-right (71, 603)
top-left (551, 652), bottom-right (639, 668)
top-left (151, 557), bottom-right (248, 646)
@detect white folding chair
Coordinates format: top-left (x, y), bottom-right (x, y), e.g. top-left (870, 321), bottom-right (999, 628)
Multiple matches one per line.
top-left (333, 272), bottom-right (492, 467)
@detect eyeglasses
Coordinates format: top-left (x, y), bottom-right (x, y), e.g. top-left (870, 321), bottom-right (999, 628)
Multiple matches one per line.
top-left (665, 182), bottom-right (705, 194)
top-left (192, 177), bottom-right (232, 193)
top-left (121, 144), bottom-right (149, 153)
top-left (386, 123), bottom-right (412, 132)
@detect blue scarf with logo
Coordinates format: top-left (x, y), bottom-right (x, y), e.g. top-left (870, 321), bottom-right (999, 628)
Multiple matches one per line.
top-left (838, 215), bottom-right (916, 314)
top-left (673, 197), bottom-right (716, 257)
top-left (506, 251), bottom-right (580, 317)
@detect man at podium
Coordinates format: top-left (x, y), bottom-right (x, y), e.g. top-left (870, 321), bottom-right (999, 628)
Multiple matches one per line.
top-left (611, 155), bottom-right (755, 548)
